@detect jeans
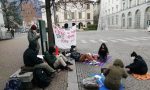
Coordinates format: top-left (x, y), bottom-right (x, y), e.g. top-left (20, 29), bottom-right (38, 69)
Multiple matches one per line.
top-left (34, 62), bottom-right (56, 75)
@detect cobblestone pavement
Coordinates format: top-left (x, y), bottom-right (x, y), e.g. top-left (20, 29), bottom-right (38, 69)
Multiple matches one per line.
top-left (76, 45), bottom-right (150, 90)
top-left (76, 62), bottom-right (101, 90)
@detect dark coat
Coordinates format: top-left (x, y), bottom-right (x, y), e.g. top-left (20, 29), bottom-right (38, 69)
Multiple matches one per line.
top-left (98, 43), bottom-right (109, 61)
top-left (104, 59), bottom-right (128, 90)
top-left (125, 55), bottom-right (148, 75)
top-left (23, 41), bottom-right (43, 67)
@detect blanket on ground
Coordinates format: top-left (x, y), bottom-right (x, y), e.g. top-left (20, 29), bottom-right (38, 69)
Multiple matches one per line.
top-left (84, 55), bottom-right (112, 67)
top-left (132, 73), bottom-right (150, 80)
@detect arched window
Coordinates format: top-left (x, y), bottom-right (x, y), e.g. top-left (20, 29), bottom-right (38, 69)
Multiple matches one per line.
top-left (122, 13), bottom-right (125, 27)
top-left (128, 12), bottom-right (132, 28)
top-left (135, 9), bottom-right (141, 29)
top-left (144, 7), bottom-right (150, 28)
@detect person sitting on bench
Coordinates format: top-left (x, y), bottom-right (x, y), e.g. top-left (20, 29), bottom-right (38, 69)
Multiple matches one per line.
top-left (44, 46), bottom-right (73, 71)
top-left (23, 41), bottom-right (56, 76)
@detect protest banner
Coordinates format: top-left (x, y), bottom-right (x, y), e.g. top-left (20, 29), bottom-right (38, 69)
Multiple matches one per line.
top-left (53, 26), bottom-right (76, 49)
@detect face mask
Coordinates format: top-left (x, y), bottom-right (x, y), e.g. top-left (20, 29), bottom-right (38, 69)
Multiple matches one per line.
top-left (131, 56), bottom-right (135, 60)
top-left (73, 48), bottom-right (76, 50)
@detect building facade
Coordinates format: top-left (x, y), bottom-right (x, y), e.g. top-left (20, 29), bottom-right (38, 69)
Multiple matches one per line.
top-left (99, 0), bottom-right (150, 30)
top-left (21, 0), bottom-right (42, 28)
top-left (56, 2), bottom-right (94, 29)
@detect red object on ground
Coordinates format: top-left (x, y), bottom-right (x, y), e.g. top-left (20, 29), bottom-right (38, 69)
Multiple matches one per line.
top-left (55, 46), bottom-right (59, 55)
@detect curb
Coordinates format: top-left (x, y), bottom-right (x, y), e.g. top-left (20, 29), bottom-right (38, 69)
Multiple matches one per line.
top-left (67, 59), bottom-right (79, 90)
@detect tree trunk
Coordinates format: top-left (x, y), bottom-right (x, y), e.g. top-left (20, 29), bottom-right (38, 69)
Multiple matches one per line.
top-left (45, 0), bottom-right (55, 47)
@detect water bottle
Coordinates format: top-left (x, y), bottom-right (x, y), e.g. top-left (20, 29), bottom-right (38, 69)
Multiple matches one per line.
top-left (101, 73), bottom-right (105, 82)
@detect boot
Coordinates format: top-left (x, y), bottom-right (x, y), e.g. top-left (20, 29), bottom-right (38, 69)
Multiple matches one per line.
top-left (64, 66), bottom-right (73, 71)
top-left (66, 61), bottom-right (73, 65)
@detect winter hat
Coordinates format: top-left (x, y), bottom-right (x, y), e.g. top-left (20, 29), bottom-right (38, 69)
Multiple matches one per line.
top-left (31, 25), bottom-right (37, 30)
top-left (113, 59), bottom-right (124, 68)
top-left (131, 51), bottom-right (137, 57)
top-left (71, 45), bottom-right (76, 49)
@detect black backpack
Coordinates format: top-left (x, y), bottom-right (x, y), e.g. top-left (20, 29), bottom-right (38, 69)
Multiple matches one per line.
top-left (32, 68), bottom-right (51, 88)
top-left (4, 77), bottom-right (23, 90)
top-left (70, 52), bottom-right (81, 61)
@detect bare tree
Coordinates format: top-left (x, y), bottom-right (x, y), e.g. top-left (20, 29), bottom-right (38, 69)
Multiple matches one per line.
top-left (45, 0), bottom-right (55, 47)
top-left (1, 0), bottom-right (23, 30)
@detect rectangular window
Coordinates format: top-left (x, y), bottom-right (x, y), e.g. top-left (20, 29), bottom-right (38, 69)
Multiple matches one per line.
top-left (71, 12), bottom-right (75, 19)
top-left (112, 16), bottom-right (114, 25)
top-left (64, 12), bottom-right (67, 20)
top-left (116, 15), bottom-right (118, 24)
top-left (79, 12), bottom-right (82, 19)
top-left (87, 4), bottom-right (90, 9)
top-left (137, 0), bottom-right (139, 5)
top-left (123, 3), bottom-right (125, 10)
top-left (123, 19), bottom-right (125, 27)
top-left (87, 13), bottom-right (90, 19)
top-left (129, 18), bottom-right (132, 27)
top-left (116, 5), bottom-right (118, 12)
top-left (129, 0), bottom-right (132, 7)
top-left (108, 17), bottom-right (110, 25)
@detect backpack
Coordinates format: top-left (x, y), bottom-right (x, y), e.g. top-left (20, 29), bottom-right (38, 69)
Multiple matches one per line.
top-left (70, 52), bottom-right (81, 61)
top-left (32, 68), bottom-right (51, 88)
top-left (4, 77), bottom-right (23, 90)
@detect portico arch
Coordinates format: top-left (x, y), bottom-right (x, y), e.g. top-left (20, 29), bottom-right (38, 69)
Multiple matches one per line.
top-left (144, 7), bottom-right (150, 29)
top-left (135, 9), bottom-right (141, 29)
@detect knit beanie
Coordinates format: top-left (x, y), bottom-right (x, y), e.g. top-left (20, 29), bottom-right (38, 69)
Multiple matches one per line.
top-left (31, 25), bottom-right (37, 30)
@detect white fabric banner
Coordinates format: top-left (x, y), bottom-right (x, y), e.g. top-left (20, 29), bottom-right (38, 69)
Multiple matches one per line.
top-left (53, 26), bottom-right (76, 49)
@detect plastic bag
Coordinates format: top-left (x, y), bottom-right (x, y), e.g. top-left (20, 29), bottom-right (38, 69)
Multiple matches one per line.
top-left (82, 77), bottom-right (99, 88)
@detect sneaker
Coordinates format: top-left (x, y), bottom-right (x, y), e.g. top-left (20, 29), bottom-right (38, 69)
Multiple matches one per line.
top-left (66, 61), bottom-right (73, 65)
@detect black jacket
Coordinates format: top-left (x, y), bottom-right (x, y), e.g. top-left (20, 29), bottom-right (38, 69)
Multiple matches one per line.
top-left (126, 55), bottom-right (148, 75)
top-left (23, 41), bottom-right (43, 67)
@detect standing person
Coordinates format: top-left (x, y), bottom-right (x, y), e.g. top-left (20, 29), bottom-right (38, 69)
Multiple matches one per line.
top-left (23, 41), bottom-right (56, 76)
top-left (44, 46), bottom-right (73, 71)
top-left (10, 29), bottom-right (14, 38)
top-left (104, 59), bottom-right (128, 90)
top-left (28, 25), bottom-right (40, 54)
top-left (125, 51), bottom-right (148, 75)
top-left (98, 43), bottom-right (109, 62)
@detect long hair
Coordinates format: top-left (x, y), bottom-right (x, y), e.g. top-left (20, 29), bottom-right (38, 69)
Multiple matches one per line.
top-left (98, 43), bottom-right (109, 54)
top-left (48, 46), bottom-right (56, 55)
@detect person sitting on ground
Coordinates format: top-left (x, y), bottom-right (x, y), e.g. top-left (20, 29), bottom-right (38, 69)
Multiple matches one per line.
top-left (69, 45), bottom-right (96, 62)
top-left (44, 46), bottom-right (73, 71)
top-left (23, 41), bottom-right (56, 76)
top-left (125, 51), bottom-right (148, 75)
top-left (104, 59), bottom-right (128, 90)
top-left (98, 43), bottom-right (109, 62)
